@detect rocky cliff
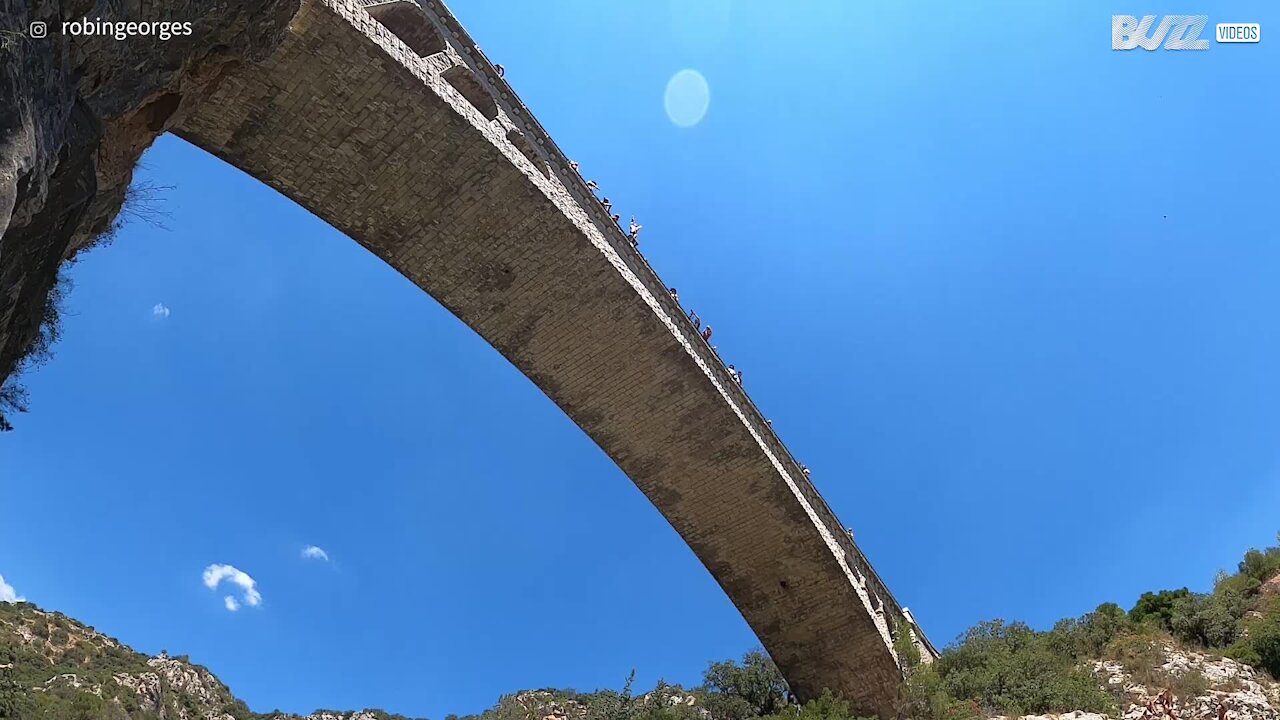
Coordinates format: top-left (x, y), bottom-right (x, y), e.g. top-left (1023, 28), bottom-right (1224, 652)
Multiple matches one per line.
top-left (0, 0), bottom-right (299, 427)
top-left (1094, 643), bottom-right (1280, 720)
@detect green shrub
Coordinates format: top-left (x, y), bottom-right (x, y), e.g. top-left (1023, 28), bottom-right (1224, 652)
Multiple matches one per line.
top-left (1130, 589), bottom-right (1191, 629)
top-left (893, 620), bottom-right (923, 672)
top-left (702, 651), bottom-right (790, 720)
top-left (761, 689), bottom-right (874, 720)
top-left (897, 665), bottom-right (980, 720)
top-left (1253, 624), bottom-right (1280, 679)
top-left (1238, 598), bottom-right (1280, 679)
top-left (1105, 629), bottom-right (1164, 670)
top-left (1238, 539), bottom-right (1280, 584)
top-left (1223, 640), bottom-right (1262, 668)
top-left (1169, 593), bottom-right (1238, 648)
top-left (1213, 572), bottom-right (1261, 600)
top-left (933, 620), bottom-right (1114, 717)
top-left (1051, 603), bottom-right (1133, 658)
top-left (1127, 663), bottom-right (1212, 702)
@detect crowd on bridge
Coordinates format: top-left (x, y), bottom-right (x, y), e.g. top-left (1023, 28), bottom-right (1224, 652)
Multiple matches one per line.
top-left (562, 158), bottom-right (852, 499)
top-left (473, 59), bottom-right (820, 489)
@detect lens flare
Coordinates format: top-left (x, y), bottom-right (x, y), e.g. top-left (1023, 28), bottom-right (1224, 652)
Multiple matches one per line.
top-left (664, 69), bottom-right (710, 128)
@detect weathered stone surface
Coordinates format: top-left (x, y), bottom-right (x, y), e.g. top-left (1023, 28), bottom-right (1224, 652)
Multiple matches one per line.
top-left (1091, 645), bottom-right (1280, 720)
top-left (1, 0), bottom-right (933, 712)
top-left (0, 0), bottom-right (299, 394)
top-left (174, 0), bottom-right (932, 713)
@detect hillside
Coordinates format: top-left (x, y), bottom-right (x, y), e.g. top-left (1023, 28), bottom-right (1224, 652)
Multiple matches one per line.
top-left (0, 601), bottom-right (414, 720)
top-left (2, 534), bottom-right (1279, 720)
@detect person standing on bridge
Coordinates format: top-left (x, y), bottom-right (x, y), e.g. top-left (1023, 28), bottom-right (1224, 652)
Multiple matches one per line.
top-left (701, 325), bottom-right (713, 342)
top-left (586, 179), bottom-right (599, 191)
top-left (727, 365), bottom-right (742, 385)
top-left (601, 197), bottom-right (612, 213)
top-left (669, 287), bottom-right (679, 303)
top-left (688, 309), bottom-right (700, 329)
top-left (628, 217), bottom-right (642, 245)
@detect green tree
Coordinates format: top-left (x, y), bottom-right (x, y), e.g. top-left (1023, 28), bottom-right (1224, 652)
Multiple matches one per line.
top-left (1130, 589), bottom-right (1191, 629)
top-left (1168, 593), bottom-right (1238, 648)
top-left (1238, 542), bottom-right (1280, 584)
top-left (702, 650), bottom-right (790, 720)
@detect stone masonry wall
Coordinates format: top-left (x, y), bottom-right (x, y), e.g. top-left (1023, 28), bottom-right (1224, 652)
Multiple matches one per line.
top-left (175, 0), bottom-right (933, 713)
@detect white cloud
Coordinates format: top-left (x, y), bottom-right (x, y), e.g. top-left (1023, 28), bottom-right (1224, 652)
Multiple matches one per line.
top-left (152, 303), bottom-right (170, 319)
top-left (301, 545), bottom-right (329, 562)
top-left (0, 573), bottom-right (23, 603)
top-left (202, 564), bottom-right (261, 611)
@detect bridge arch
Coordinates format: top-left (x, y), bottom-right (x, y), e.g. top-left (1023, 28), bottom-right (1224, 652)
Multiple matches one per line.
top-left (173, 0), bottom-right (935, 714)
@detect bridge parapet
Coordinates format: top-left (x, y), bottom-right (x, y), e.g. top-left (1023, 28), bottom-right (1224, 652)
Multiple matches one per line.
top-left (363, 0), bottom-right (941, 666)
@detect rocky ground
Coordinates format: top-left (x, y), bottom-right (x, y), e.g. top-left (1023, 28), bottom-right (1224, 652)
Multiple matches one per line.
top-left (1097, 646), bottom-right (1280, 720)
top-left (998, 646), bottom-right (1280, 720)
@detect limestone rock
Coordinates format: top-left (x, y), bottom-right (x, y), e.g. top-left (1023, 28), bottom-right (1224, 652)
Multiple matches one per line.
top-left (999, 645), bottom-right (1280, 720)
top-left (0, 0), bottom-right (300, 404)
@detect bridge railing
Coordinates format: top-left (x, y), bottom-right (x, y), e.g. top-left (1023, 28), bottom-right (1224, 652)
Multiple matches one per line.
top-left (386, 0), bottom-right (937, 665)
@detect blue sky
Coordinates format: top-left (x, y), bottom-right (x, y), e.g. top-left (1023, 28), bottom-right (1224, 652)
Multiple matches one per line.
top-left (2, 0), bottom-right (1279, 717)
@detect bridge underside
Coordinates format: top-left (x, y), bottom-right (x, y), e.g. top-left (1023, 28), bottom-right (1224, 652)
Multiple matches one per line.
top-left (174, 0), bottom-right (928, 713)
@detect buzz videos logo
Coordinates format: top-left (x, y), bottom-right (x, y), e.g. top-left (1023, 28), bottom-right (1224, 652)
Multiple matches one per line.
top-left (1113, 15), bottom-right (1261, 50)
top-left (1113, 15), bottom-right (1209, 49)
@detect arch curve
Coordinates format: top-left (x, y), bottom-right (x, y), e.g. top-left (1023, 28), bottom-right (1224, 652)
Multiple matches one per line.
top-left (175, 0), bottom-right (935, 715)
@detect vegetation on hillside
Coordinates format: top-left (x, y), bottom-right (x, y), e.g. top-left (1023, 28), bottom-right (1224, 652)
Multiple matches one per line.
top-left (452, 651), bottom-right (875, 720)
top-left (897, 532), bottom-right (1280, 720)
top-left (404, 531), bottom-right (1280, 720)
top-left (2, 533), bottom-right (1277, 720)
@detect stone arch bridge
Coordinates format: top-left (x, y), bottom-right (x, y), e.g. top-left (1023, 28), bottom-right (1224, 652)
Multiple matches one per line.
top-left (8, 0), bottom-right (938, 714)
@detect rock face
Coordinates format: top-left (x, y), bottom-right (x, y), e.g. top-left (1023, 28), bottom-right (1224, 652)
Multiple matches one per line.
top-left (998, 645), bottom-right (1280, 720)
top-left (1095, 645), bottom-right (1280, 720)
top-left (0, 0), bottom-right (299, 413)
top-left (1260, 577), bottom-right (1280, 605)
